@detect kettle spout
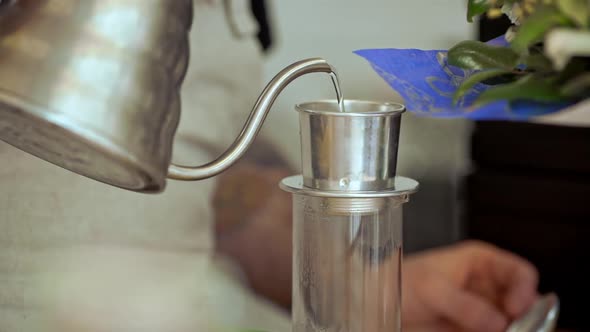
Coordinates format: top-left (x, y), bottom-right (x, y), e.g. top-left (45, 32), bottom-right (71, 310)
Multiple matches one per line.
top-left (168, 57), bottom-right (337, 181)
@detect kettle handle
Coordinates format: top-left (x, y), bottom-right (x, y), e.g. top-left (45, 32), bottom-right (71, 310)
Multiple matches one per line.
top-left (167, 57), bottom-right (335, 181)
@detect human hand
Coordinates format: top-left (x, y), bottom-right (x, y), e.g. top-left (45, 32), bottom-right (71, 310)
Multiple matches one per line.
top-left (403, 241), bottom-right (539, 332)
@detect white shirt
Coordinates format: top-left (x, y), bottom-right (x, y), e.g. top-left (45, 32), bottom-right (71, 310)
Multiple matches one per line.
top-left (0, 1), bottom-right (290, 331)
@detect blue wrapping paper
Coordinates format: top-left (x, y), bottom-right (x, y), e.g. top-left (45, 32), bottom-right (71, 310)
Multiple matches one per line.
top-left (354, 38), bottom-right (574, 121)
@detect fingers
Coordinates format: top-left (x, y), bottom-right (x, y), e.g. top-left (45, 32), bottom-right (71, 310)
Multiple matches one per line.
top-left (474, 243), bottom-right (539, 317)
top-left (497, 255), bottom-right (538, 317)
top-left (503, 268), bottom-right (538, 318)
top-left (420, 272), bottom-right (509, 332)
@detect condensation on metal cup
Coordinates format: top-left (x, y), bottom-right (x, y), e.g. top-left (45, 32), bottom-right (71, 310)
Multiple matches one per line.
top-left (281, 100), bottom-right (419, 332)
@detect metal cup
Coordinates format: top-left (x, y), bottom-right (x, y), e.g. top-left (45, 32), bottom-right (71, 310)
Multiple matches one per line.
top-left (296, 100), bottom-right (405, 192)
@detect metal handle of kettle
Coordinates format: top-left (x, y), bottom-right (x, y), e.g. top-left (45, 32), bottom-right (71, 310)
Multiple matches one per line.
top-left (167, 57), bottom-right (335, 181)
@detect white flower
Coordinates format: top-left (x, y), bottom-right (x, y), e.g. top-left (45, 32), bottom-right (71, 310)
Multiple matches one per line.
top-left (545, 28), bottom-right (590, 70)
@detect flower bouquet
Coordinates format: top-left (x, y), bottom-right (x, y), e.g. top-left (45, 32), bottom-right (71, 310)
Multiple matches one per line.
top-left (355, 0), bottom-right (590, 121)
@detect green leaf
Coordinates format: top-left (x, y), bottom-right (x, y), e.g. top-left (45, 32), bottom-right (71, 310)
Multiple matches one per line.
top-left (453, 69), bottom-right (514, 104)
top-left (523, 53), bottom-right (553, 72)
top-left (480, 72), bottom-right (523, 85)
top-left (555, 57), bottom-right (590, 84)
top-left (448, 41), bottom-right (520, 70)
top-left (468, 0), bottom-right (491, 22)
top-left (561, 73), bottom-right (590, 97)
top-left (557, 0), bottom-right (590, 27)
top-left (511, 6), bottom-right (572, 54)
top-left (475, 75), bottom-right (565, 105)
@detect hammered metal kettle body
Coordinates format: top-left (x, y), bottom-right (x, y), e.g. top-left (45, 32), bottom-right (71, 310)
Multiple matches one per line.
top-left (0, 0), bottom-right (334, 192)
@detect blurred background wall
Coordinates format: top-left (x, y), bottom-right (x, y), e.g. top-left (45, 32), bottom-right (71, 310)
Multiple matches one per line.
top-left (257, 0), bottom-right (475, 252)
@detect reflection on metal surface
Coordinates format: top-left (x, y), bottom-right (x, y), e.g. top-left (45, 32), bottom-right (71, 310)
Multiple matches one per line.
top-left (507, 293), bottom-right (560, 332)
top-left (0, 1), bottom-right (342, 192)
top-left (0, 0), bottom-right (192, 192)
top-left (296, 100), bottom-right (405, 192)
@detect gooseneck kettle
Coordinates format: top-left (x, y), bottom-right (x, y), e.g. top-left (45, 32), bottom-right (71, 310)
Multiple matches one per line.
top-left (0, 0), bottom-right (336, 192)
